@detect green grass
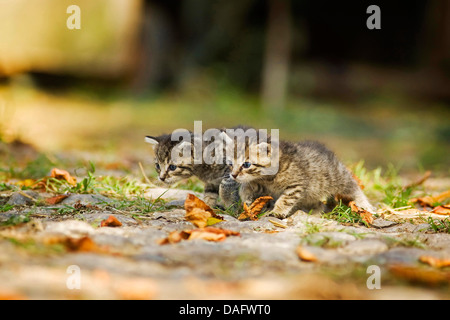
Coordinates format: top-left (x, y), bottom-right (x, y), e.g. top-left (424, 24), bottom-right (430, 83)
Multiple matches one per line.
top-left (0, 204), bottom-right (14, 212)
top-left (300, 233), bottom-right (344, 249)
top-left (0, 213), bottom-right (30, 227)
top-left (6, 237), bottom-right (65, 255)
top-left (382, 235), bottom-right (427, 249)
top-left (351, 160), bottom-right (422, 209)
top-left (424, 217), bottom-right (450, 234)
top-left (323, 201), bottom-right (370, 227)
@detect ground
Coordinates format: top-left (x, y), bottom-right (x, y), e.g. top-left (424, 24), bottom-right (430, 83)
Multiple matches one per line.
top-left (0, 87), bottom-right (449, 299)
top-left (1, 165), bottom-right (449, 299)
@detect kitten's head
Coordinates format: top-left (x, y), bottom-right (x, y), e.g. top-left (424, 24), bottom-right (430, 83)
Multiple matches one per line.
top-left (145, 134), bottom-right (194, 184)
top-left (221, 130), bottom-right (277, 182)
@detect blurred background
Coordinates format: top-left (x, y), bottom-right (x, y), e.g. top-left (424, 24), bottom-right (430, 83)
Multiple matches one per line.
top-left (0, 0), bottom-right (449, 174)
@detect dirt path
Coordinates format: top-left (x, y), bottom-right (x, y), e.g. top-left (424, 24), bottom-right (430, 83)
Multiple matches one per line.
top-left (1, 188), bottom-right (449, 300)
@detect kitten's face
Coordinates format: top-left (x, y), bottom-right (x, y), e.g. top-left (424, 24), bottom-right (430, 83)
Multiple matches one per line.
top-left (226, 141), bottom-right (273, 183)
top-left (145, 135), bottom-right (193, 184)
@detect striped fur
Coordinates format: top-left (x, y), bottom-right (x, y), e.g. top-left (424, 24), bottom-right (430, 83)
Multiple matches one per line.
top-left (227, 135), bottom-right (374, 219)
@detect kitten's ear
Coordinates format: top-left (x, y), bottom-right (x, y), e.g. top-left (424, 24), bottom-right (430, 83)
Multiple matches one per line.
top-left (219, 131), bottom-right (233, 145)
top-left (174, 141), bottom-right (192, 153)
top-left (257, 142), bottom-right (271, 155)
top-left (145, 136), bottom-right (159, 146)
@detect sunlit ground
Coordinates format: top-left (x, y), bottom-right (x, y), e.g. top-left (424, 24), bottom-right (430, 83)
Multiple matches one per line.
top-left (1, 77), bottom-right (449, 176)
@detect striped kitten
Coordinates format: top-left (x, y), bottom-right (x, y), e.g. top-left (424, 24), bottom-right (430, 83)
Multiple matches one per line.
top-left (145, 131), bottom-right (240, 210)
top-left (221, 131), bottom-right (374, 219)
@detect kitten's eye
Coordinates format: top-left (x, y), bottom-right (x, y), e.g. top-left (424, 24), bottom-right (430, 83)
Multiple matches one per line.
top-left (242, 162), bottom-right (252, 169)
top-left (226, 159), bottom-right (233, 166)
top-left (155, 163), bottom-right (160, 171)
top-left (168, 164), bottom-right (177, 171)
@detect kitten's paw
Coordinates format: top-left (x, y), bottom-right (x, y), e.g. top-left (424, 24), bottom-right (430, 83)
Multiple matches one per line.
top-left (268, 211), bottom-right (287, 219)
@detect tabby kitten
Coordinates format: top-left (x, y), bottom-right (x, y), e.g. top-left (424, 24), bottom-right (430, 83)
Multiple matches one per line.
top-left (145, 131), bottom-right (240, 210)
top-left (221, 131), bottom-right (374, 219)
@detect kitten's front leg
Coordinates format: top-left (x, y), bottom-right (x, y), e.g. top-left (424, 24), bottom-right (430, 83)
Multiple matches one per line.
top-left (239, 182), bottom-right (267, 207)
top-left (219, 177), bottom-right (241, 214)
top-left (269, 186), bottom-right (304, 219)
top-left (203, 183), bottom-right (220, 208)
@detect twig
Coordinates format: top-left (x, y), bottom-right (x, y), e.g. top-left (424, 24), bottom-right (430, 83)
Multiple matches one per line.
top-left (403, 170), bottom-right (431, 190)
top-left (138, 162), bottom-right (156, 187)
top-left (268, 219), bottom-right (288, 229)
top-left (18, 191), bottom-right (38, 203)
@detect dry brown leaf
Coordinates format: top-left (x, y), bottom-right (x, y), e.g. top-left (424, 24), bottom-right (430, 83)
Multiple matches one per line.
top-left (349, 201), bottom-right (374, 225)
top-left (389, 264), bottom-right (450, 286)
top-left (184, 194), bottom-right (223, 228)
top-left (296, 246), bottom-right (317, 262)
top-left (50, 168), bottom-right (77, 185)
top-left (13, 179), bottom-right (36, 188)
top-left (44, 194), bottom-right (69, 205)
top-left (419, 255), bottom-right (450, 268)
top-left (157, 230), bottom-right (190, 245)
top-left (431, 205), bottom-right (450, 215)
top-left (62, 236), bottom-right (109, 253)
top-left (410, 190), bottom-right (450, 208)
top-left (100, 215), bottom-right (122, 227)
top-left (238, 196), bottom-right (273, 221)
top-left (193, 226), bottom-right (240, 237)
top-left (158, 227), bottom-right (240, 245)
top-left (188, 230), bottom-right (227, 242)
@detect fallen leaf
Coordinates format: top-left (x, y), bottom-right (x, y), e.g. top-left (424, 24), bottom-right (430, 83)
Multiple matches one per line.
top-left (50, 168), bottom-right (77, 186)
top-left (431, 205), bottom-right (450, 215)
top-left (207, 216), bottom-right (225, 226)
top-left (62, 236), bottom-right (109, 253)
top-left (411, 190), bottom-right (450, 208)
top-left (184, 194), bottom-right (223, 228)
top-left (100, 215), bottom-right (122, 227)
top-left (188, 230), bottom-right (227, 242)
top-left (349, 201), bottom-right (374, 225)
top-left (44, 194), bottom-right (69, 205)
top-left (238, 196), bottom-right (273, 221)
top-left (193, 226), bottom-right (240, 237)
top-left (389, 264), bottom-right (450, 286)
top-left (419, 255), bottom-right (450, 268)
top-left (296, 246), bottom-right (317, 262)
top-left (157, 230), bottom-right (190, 245)
top-left (13, 179), bottom-right (36, 188)
top-left (158, 227), bottom-right (240, 245)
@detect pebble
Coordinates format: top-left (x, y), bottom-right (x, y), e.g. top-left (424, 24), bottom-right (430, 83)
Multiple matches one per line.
top-left (6, 191), bottom-right (40, 206)
top-left (61, 194), bottom-right (112, 206)
top-left (371, 218), bottom-right (398, 229)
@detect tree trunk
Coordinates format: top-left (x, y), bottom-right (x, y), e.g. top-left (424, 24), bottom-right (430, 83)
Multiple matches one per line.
top-left (261, 0), bottom-right (292, 110)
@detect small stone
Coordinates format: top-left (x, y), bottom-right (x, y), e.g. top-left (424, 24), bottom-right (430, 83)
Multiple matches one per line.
top-left (44, 220), bottom-right (95, 237)
top-left (166, 199), bottom-right (186, 208)
top-left (61, 194), bottom-right (111, 206)
top-left (374, 247), bottom-right (427, 265)
top-left (6, 191), bottom-right (40, 206)
top-left (372, 218), bottom-right (397, 229)
top-left (413, 223), bottom-right (431, 233)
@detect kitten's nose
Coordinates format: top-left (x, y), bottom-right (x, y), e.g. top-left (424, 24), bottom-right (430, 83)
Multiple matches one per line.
top-left (230, 173), bottom-right (238, 179)
top-left (159, 176), bottom-right (165, 182)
